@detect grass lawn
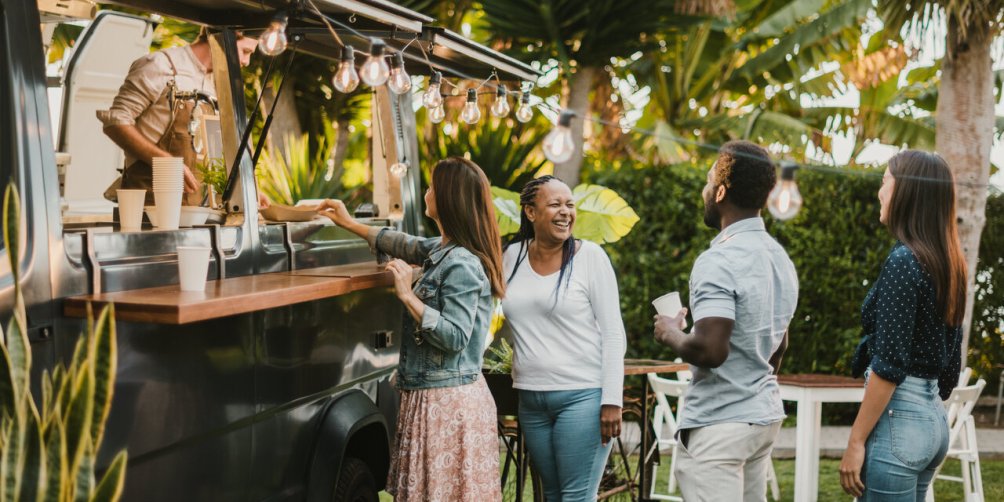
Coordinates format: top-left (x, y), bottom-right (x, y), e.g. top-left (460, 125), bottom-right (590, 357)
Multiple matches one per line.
top-left (379, 457), bottom-right (1003, 501)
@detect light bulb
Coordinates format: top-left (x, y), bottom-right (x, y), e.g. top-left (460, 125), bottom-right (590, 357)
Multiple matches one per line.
top-left (767, 163), bottom-right (803, 221)
top-left (515, 92), bottom-right (533, 123)
top-left (259, 13), bottom-right (289, 56)
top-left (360, 39), bottom-right (390, 87)
top-left (390, 162), bottom-right (409, 178)
top-left (542, 110), bottom-right (576, 163)
top-left (423, 71), bottom-right (443, 108)
top-left (491, 84), bottom-right (510, 118)
top-left (428, 104), bottom-right (446, 123)
top-left (460, 89), bottom-right (481, 125)
top-left (332, 46), bottom-right (359, 93)
top-left (387, 53), bottom-right (411, 95)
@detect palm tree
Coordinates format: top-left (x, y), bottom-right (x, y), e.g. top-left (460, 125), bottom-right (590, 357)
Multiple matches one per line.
top-left (879, 0), bottom-right (1004, 359)
top-left (479, 0), bottom-right (692, 185)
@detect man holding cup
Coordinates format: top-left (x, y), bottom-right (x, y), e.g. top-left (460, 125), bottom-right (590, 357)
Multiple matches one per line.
top-left (653, 140), bottom-right (798, 502)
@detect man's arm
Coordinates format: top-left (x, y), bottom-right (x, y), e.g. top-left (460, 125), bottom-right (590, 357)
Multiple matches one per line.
top-left (768, 330), bottom-right (789, 375)
top-left (654, 314), bottom-right (734, 368)
top-left (104, 125), bottom-right (199, 193)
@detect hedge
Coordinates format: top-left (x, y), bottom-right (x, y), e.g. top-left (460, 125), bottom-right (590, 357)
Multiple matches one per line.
top-left (588, 162), bottom-right (1004, 387)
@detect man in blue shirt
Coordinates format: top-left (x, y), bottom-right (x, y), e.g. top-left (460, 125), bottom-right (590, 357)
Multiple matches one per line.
top-left (654, 140), bottom-right (799, 502)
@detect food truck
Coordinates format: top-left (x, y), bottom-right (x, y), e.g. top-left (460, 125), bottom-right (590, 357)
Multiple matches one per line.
top-left (2, 0), bottom-right (538, 499)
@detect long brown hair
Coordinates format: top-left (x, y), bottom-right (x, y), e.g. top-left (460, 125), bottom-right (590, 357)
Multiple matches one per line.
top-left (432, 157), bottom-right (506, 298)
top-left (886, 150), bottom-right (967, 327)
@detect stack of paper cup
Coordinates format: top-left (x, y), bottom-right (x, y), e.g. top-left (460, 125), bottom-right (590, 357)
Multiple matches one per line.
top-left (151, 157), bottom-right (184, 230)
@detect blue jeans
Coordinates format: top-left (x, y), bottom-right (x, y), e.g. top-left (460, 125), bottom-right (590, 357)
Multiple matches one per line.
top-left (860, 374), bottom-right (950, 501)
top-left (519, 388), bottom-right (612, 502)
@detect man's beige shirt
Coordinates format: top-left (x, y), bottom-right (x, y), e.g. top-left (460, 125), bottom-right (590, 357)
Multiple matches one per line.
top-left (97, 45), bottom-right (214, 167)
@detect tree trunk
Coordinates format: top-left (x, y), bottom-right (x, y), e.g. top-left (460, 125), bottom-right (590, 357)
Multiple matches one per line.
top-left (553, 66), bottom-right (597, 186)
top-left (263, 80), bottom-right (303, 158)
top-left (330, 117), bottom-right (351, 181)
top-left (935, 20), bottom-right (994, 366)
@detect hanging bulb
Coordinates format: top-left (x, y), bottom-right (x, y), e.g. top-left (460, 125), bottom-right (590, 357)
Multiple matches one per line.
top-left (332, 46), bottom-right (359, 93)
top-left (542, 110), bottom-right (576, 163)
top-left (387, 53), bottom-right (412, 95)
top-left (491, 84), bottom-right (510, 118)
top-left (360, 39), bottom-right (390, 87)
top-left (767, 162), bottom-right (803, 221)
top-left (390, 162), bottom-right (409, 178)
top-left (259, 12), bottom-right (289, 56)
top-left (515, 92), bottom-right (533, 123)
top-left (428, 103), bottom-right (446, 123)
top-left (460, 89), bottom-right (481, 125)
top-left (423, 71), bottom-right (443, 109)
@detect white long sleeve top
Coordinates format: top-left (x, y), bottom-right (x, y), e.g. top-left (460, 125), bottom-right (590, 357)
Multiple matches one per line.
top-left (500, 240), bottom-right (627, 407)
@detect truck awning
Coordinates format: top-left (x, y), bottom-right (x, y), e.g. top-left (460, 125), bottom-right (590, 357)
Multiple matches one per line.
top-left (97, 0), bottom-right (540, 82)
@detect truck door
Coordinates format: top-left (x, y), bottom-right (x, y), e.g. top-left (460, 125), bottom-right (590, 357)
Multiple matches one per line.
top-left (56, 10), bottom-right (155, 216)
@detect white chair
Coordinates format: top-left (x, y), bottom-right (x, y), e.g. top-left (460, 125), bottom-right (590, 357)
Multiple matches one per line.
top-left (646, 371), bottom-right (780, 501)
top-left (926, 378), bottom-right (987, 502)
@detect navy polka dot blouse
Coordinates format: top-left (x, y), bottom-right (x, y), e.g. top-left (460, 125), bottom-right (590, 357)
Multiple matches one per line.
top-left (851, 242), bottom-right (962, 400)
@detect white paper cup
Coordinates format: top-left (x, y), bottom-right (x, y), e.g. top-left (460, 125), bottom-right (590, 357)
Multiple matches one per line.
top-left (652, 291), bottom-right (688, 328)
top-left (116, 189), bottom-right (146, 231)
top-left (177, 246), bottom-right (211, 292)
top-left (153, 189), bottom-right (183, 230)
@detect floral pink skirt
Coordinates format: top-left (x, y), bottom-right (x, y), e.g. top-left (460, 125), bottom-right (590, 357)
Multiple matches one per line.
top-left (386, 376), bottom-right (502, 502)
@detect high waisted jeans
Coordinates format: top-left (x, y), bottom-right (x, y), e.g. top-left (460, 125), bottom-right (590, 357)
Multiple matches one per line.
top-left (860, 373), bottom-right (950, 501)
top-left (518, 388), bottom-right (612, 502)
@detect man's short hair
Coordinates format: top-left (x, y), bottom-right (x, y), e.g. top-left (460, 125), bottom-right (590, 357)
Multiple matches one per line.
top-left (712, 140), bottom-right (776, 210)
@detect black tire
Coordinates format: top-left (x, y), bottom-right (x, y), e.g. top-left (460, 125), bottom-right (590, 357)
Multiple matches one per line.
top-left (332, 457), bottom-right (378, 502)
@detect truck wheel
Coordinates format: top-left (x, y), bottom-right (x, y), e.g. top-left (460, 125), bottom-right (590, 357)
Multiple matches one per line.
top-left (332, 457), bottom-right (378, 502)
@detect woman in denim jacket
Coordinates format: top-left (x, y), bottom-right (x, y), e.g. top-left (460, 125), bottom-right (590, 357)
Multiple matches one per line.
top-left (318, 157), bottom-right (506, 501)
top-left (840, 150), bottom-right (966, 500)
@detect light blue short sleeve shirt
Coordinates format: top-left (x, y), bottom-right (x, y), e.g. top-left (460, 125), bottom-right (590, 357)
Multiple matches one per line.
top-left (679, 217), bottom-right (799, 430)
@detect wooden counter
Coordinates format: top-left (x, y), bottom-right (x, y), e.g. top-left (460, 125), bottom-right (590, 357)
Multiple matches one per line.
top-left (64, 263), bottom-right (392, 325)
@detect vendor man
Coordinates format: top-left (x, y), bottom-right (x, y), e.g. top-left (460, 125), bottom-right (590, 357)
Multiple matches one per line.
top-left (98, 31), bottom-right (268, 208)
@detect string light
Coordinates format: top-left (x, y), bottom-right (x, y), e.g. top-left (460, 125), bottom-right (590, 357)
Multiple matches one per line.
top-left (542, 110), bottom-right (576, 163)
top-left (259, 12), bottom-right (289, 56)
top-left (423, 71), bottom-right (443, 108)
top-left (360, 39), bottom-right (390, 87)
top-left (390, 162), bottom-right (409, 178)
top-left (332, 45), bottom-right (359, 93)
top-left (428, 103), bottom-right (446, 123)
top-left (491, 84), bottom-right (510, 118)
top-left (515, 92), bottom-right (533, 123)
top-left (387, 52), bottom-right (412, 95)
top-left (460, 89), bottom-right (481, 124)
top-left (768, 162), bottom-right (803, 221)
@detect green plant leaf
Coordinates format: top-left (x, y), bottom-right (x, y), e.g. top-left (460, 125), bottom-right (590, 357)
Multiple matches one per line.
top-left (0, 327), bottom-right (15, 423)
top-left (42, 420), bottom-right (65, 502)
top-left (2, 413), bottom-right (24, 501)
top-left (572, 184), bottom-right (640, 244)
top-left (88, 305), bottom-right (117, 449)
top-left (5, 315), bottom-right (29, 417)
top-left (491, 186), bottom-right (521, 237)
top-left (65, 364), bottom-right (94, 483)
top-left (73, 438), bottom-right (94, 502)
top-left (18, 406), bottom-right (44, 502)
top-left (89, 451), bottom-right (127, 502)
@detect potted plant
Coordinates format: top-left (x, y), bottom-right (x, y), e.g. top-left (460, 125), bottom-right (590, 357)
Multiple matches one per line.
top-left (483, 331), bottom-right (519, 417)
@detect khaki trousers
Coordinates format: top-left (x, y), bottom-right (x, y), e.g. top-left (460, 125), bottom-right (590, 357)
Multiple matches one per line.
top-left (675, 421), bottom-right (782, 502)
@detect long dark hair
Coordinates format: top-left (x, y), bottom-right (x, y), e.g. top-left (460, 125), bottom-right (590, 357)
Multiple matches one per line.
top-left (886, 150), bottom-right (967, 327)
top-left (504, 176), bottom-right (577, 298)
top-left (432, 157), bottom-right (506, 298)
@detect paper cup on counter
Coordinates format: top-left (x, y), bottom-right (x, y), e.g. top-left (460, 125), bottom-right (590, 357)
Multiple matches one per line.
top-left (652, 291), bottom-right (688, 328)
top-left (177, 246), bottom-right (211, 292)
top-left (153, 189), bottom-right (183, 230)
top-left (116, 189), bottom-right (146, 231)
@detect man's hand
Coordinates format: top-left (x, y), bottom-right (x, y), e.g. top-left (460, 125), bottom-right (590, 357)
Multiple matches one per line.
top-left (183, 165), bottom-right (199, 194)
top-left (654, 308), bottom-right (688, 346)
top-left (257, 190), bottom-right (271, 209)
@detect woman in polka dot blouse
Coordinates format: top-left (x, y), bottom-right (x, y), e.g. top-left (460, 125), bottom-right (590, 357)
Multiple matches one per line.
top-left (838, 150), bottom-right (967, 500)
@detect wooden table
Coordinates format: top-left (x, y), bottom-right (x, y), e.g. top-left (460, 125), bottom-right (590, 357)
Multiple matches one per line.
top-left (623, 359), bottom-right (690, 502)
top-left (778, 374), bottom-right (865, 502)
top-left (64, 263), bottom-right (393, 324)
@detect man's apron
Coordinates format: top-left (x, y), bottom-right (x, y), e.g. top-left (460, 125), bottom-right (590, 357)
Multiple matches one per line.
top-left (105, 51), bottom-right (216, 206)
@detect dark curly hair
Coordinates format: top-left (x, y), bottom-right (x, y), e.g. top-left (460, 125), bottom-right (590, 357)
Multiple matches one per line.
top-left (712, 140), bottom-right (776, 210)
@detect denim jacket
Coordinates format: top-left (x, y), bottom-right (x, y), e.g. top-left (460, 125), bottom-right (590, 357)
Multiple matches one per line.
top-left (368, 227), bottom-right (492, 390)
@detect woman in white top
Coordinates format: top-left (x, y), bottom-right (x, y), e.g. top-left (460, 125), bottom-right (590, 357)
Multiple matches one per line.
top-left (500, 175), bottom-right (626, 501)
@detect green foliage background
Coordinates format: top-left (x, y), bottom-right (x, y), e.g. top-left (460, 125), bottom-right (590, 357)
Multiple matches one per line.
top-left (588, 161), bottom-right (1004, 386)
